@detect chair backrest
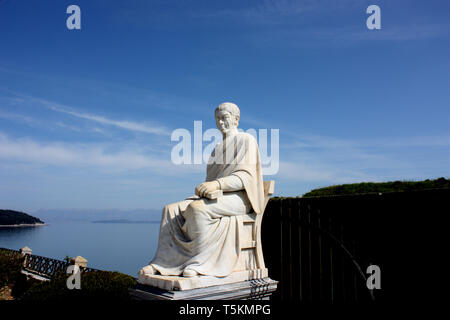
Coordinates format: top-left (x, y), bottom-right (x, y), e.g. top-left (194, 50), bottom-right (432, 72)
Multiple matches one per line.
top-left (262, 181), bottom-right (275, 211)
top-left (253, 181), bottom-right (275, 269)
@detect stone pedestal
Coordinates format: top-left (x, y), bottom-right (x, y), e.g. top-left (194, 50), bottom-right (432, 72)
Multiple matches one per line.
top-left (129, 278), bottom-right (278, 300)
top-left (138, 268), bottom-right (269, 291)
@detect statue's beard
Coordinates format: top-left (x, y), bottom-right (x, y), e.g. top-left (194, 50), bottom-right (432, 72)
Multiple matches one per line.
top-left (219, 121), bottom-right (238, 133)
top-left (220, 126), bottom-right (237, 135)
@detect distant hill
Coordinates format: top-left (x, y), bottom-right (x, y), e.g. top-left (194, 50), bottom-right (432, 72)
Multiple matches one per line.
top-left (0, 209), bottom-right (44, 226)
top-left (302, 177), bottom-right (450, 197)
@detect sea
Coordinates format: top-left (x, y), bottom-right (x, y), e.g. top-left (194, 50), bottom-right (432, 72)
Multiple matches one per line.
top-left (0, 221), bottom-right (161, 277)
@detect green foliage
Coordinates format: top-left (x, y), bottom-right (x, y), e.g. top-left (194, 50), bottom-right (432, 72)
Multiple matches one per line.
top-left (0, 250), bottom-right (41, 299)
top-left (10, 273), bottom-right (39, 299)
top-left (20, 270), bottom-right (137, 301)
top-left (1, 250), bottom-right (136, 301)
top-left (271, 196), bottom-right (300, 200)
top-left (0, 250), bottom-right (24, 288)
top-left (302, 177), bottom-right (450, 197)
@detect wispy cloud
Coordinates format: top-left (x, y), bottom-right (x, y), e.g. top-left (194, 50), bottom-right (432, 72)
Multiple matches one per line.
top-left (276, 160), bottom-right (371, 182)
top-left (0, 111), bottom-right (111, 136)
top-left (103, 0), bottom-right (349, 29)
top-left (0, 110), bottom-right (41, 126)
top-left (369, 135), bottom-right (450, 148)
top-left (0, 132), bottom-right (207, 177)
top-left (0, 132), bottom-right (164, 170)
top-left (319, 24), bottom-right (450, 43)
top-left (187, 0), bottom-right (319, 23)
top-left (276, 132), bottom-right (450, 187)
top-left (283, 133), bottom-right (450, 149)
top-left (43, 102), bottom-right (170, 136)
top-left (0, 90), bottom-right (172, 136)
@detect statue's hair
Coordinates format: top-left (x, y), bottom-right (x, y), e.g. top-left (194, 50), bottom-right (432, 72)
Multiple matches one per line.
top-left (215, 102), bottom-right (240, 120)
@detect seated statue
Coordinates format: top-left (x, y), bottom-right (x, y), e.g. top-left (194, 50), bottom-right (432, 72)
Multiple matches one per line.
top-left (138, 102), bottom-right (265, 280)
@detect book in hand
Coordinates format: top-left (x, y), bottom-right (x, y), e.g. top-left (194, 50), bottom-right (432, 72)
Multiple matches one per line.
top-left (187, 190), bottom-right (223, 201)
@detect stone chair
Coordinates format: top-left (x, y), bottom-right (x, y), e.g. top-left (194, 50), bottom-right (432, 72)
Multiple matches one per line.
top-left (232, 180), bottom-right (275, 278)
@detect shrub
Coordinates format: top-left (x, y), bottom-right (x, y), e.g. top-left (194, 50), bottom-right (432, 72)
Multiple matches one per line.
top-left (0, 250), bottom-right (24, 288)
top-left (10, 273), bottom-right (39, 298)
top-left (0, 250), bottom-right (37, 299)
top-left (20, 270), bottom-right (136, 301)
top-left (302, 177), bottom-right (450, 197)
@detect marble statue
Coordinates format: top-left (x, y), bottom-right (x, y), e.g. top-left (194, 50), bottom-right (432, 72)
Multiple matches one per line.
top-left (138, 102), bottom-right (265, 282)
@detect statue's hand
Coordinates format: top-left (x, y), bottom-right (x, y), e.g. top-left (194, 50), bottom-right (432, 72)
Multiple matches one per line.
top-left (195, 181), bottom-right (220, 198)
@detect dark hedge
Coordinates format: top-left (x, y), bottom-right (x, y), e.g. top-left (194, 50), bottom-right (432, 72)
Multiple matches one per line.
top-left (20, 270), bottom-right (137, 301)
top-left (302, 177), bottom-right (450, 197)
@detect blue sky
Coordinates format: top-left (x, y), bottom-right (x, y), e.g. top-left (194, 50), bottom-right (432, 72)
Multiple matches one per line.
top-left (0, 0), bottom-right (449, 213)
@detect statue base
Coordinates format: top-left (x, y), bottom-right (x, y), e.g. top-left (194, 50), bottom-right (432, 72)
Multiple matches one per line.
top-left (137, 268), bottom-right (270, 291)
top-left (129, 277), bottom-right (278, 300)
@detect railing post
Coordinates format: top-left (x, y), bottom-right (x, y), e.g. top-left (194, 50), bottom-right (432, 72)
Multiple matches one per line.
top-left (71, 256), bottom-right (88, 268)
top-left (20, 246), bottom-right (32, 266)
top-left (20, 246), bottom-right (32, 256)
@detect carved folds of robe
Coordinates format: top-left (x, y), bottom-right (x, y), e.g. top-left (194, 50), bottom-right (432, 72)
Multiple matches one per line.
top-left (149, 131), bottom-right (265, 277)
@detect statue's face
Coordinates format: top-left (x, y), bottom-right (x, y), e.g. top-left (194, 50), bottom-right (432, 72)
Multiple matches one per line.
top-left (215, 110), bottom-right (238, 134)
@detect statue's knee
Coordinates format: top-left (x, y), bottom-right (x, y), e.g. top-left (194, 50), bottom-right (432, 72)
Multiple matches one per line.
top-left (188, 200), bottom-right (205, 212)
top-left (164, 203), bottom-right (178, 213)
top-left (184, 200), bottom-right (207, 223)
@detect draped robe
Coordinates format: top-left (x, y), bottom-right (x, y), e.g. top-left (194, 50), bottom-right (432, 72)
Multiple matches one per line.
top-left (149, 131), bottom-right (265, 277)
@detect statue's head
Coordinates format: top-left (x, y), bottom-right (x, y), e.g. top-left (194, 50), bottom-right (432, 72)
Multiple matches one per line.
top-left (215, 102), bottom-right (240, 134)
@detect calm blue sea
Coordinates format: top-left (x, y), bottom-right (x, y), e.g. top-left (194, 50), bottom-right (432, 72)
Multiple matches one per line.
top-left (0, 222), bottom-right (161, 277)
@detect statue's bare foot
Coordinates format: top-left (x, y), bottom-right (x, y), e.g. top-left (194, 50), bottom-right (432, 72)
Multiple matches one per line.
top-left (138, 265), bottom-right (159, 277)
top-left (182, 268), bottom-right (199, 277)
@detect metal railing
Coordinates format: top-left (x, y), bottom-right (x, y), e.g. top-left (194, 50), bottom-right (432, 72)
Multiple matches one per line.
top-left (0, 247), bottom-right (100, 279)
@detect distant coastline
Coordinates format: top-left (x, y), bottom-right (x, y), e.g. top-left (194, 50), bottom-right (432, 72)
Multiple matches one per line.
top-left (0, 223), bottom-right (47, 228)
top-left (92, 219), bottom-right (160, 224)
